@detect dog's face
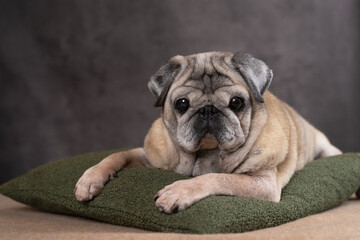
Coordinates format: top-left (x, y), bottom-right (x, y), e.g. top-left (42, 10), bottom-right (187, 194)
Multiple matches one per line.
top-left (148, 52), bottom-right (273, 153)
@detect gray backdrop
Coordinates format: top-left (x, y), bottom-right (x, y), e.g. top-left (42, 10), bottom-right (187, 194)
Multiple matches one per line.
top-left (1, 0), bottom-right (359, 184)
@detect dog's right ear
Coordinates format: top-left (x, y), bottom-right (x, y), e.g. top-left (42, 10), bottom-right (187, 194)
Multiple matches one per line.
top-left (148, 58), bottom-right (183, 107)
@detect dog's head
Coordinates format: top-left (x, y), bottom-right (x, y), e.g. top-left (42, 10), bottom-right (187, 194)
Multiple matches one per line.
top-left (148, 51), bottom-right (273, 153)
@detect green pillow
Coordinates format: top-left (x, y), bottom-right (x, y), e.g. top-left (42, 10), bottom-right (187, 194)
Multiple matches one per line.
top-left (0, 150), bottom-right (359, 234)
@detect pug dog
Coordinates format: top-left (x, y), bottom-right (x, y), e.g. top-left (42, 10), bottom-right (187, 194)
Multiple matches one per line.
top-left (74, 51), bottom-right (343, 214)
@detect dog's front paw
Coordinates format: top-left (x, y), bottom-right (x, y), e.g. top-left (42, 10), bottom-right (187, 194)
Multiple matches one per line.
top-left (154, 179), bottom-right (207, 214)
top-left (74, 166), bottom-right (116, 201)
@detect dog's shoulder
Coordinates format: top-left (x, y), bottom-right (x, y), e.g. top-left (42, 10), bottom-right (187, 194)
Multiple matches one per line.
top-left (144, 118), bottom-right (179, 170)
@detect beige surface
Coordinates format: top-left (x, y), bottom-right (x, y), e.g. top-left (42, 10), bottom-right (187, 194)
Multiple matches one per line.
top-left (0, 194), bottom-right (359, 240)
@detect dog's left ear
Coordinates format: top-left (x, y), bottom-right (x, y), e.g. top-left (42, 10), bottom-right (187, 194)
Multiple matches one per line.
top-left (148, 61), bottom-right (181, 107)
top-left (231, 52), bottom-right (273, 103)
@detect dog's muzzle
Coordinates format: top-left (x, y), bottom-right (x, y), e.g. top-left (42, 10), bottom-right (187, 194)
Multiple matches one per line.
top-left (198, 105), bottom-right (219, 120)
top-left (196, 105), bottom-right (222, 137)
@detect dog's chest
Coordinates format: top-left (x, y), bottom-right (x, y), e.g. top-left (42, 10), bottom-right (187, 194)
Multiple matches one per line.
top-left (191, 149), bottom-right (220, 176)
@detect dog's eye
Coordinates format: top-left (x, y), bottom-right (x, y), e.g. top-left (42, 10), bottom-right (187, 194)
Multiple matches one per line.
top-left (229, 97), bottom-right (244, 112)
top-left (175, 98), bottom-right (190, 114)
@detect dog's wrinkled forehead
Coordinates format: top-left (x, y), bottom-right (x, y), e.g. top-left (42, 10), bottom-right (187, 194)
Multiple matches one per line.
top-left (148, 51), bottom-right (273, 107)
top-left (183, 52), bottom-right (236, 92)
top-left (187, 52), bottom-right (227, 78)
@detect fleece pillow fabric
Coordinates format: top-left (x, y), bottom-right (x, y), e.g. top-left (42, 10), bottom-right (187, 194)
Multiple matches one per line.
top-left (0, 150), bottom-right (360, 234)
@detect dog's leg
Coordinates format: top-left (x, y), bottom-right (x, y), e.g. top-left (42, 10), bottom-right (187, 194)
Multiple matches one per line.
top-left (315, 131), bottom-right (342, 158)
top-left (154, 169), bottom-right (279, 213)
top-left (74, 148), bottom-right (149, 201)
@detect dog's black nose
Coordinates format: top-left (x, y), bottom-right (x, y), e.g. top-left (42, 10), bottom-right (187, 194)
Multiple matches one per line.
top-left (199, 105), bottom-right (219, 120)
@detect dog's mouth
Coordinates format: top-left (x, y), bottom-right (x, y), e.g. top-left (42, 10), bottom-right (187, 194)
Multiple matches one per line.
top-left (193, 117), bottom-right (225, 151)
top-left (179, 113), bottom-right (243, 153)
top-left (198, 133), bottom-right (219, 150)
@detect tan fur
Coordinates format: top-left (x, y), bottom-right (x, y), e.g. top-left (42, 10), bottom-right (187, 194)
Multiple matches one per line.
top-left (74, 148), bottom-right (148, 201)
top-left (74, 51), bottom-right (342, 213)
